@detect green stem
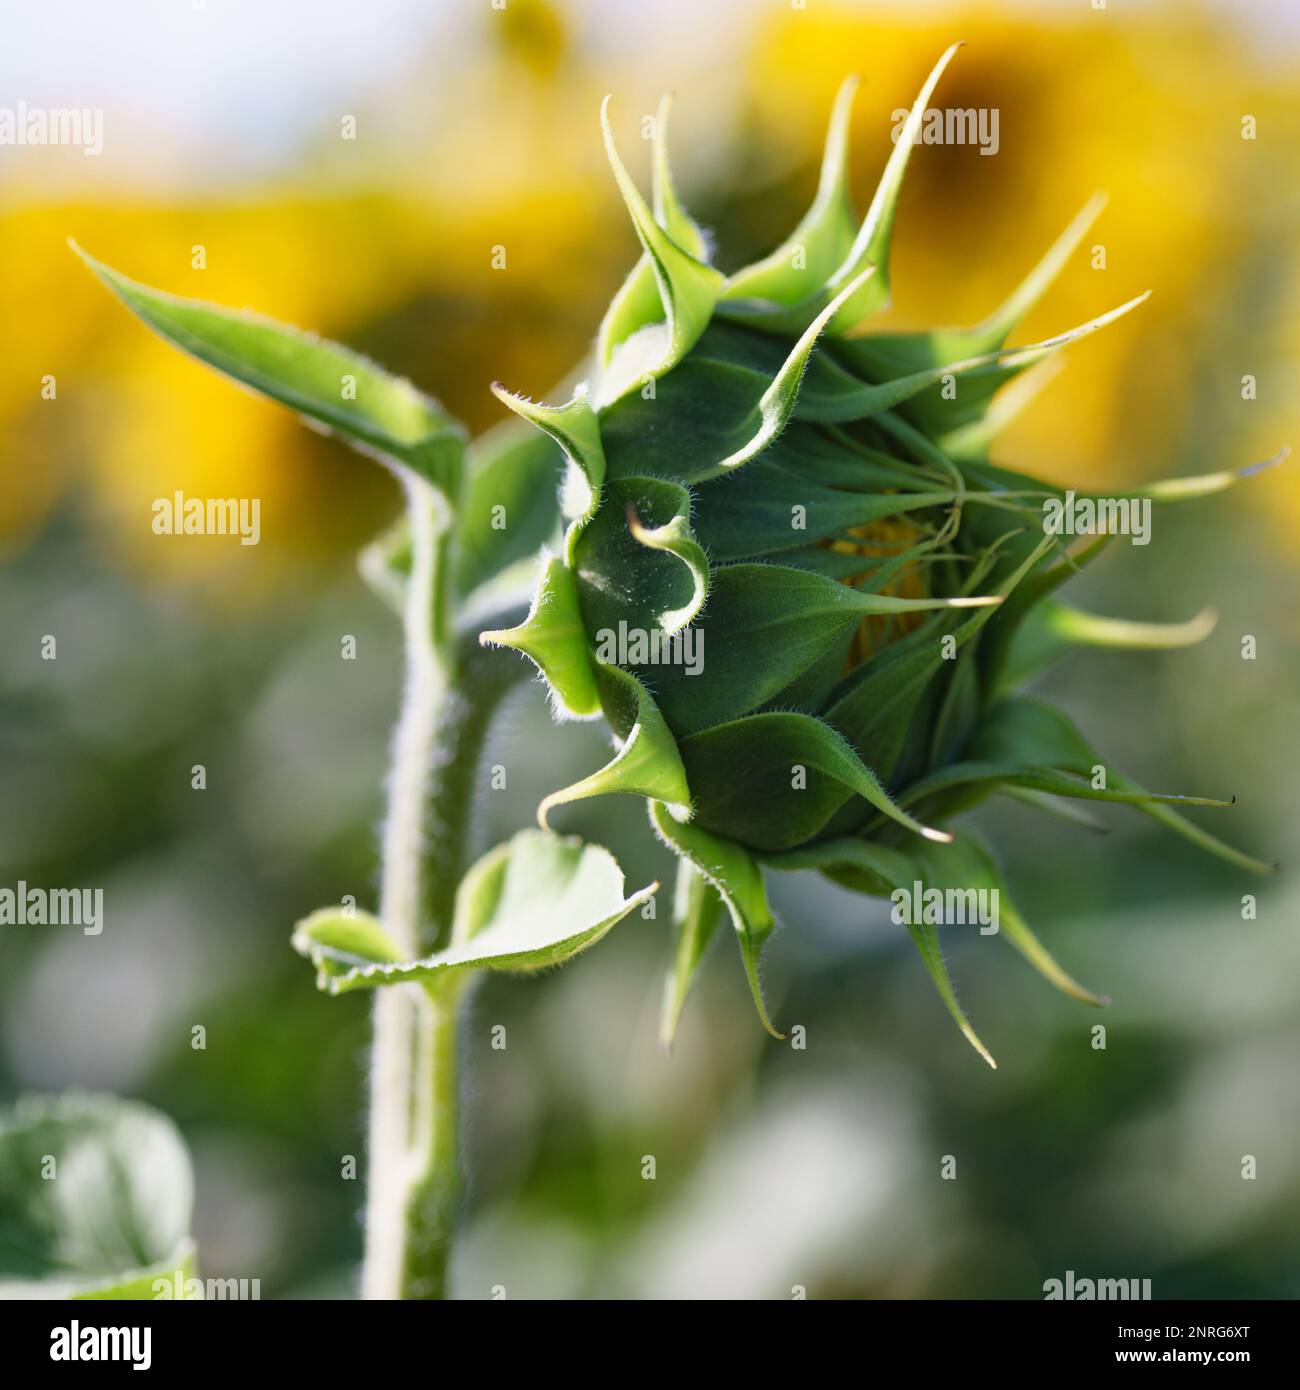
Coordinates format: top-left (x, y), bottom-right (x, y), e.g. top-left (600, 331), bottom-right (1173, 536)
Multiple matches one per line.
top-left (399, 986), bottom-right (461, 1299)
top-left (390, 642), bottom-right (529, 1299)
top-left (363, 472), bottom-right (454, 1301)
top-left (363, 468), bottom-right (530, 1299)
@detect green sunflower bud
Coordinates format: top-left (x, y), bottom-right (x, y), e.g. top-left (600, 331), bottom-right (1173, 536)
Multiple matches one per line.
top-left (483, 52), bottom-right (1283, 1058)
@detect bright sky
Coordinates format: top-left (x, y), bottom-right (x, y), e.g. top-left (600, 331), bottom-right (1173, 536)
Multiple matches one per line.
top-left (0, 0), bottom-right (1295, 184)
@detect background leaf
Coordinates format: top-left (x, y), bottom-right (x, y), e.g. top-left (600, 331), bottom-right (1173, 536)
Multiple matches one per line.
top-left (0, 1094), bottom-right (195, 1299)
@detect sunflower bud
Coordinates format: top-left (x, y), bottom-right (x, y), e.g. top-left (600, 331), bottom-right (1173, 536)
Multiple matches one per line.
top-left (483, 51), bottom-right (1279, 1059)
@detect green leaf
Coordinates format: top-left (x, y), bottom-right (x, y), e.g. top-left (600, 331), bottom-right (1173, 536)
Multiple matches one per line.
top-left (0, 1094), bottom-right (195, 1299)
top-left (480, 556), bottom-right (602, 719)
top-left (827, 191), bottom-right (1106, 445)
top-left (594, 97), bottom-right (724, 407)
top-left (73, 242), bottom-right (466, 499)
top-left (292, 831), bottom-right (656, 995)
top-left (660, 858), bottom-right (725, 1049)
top-left (650, 802), bottom-right (783, 1038)
top-left (291, 905), bottom-right (404, 992)
top-left (539, 664), bottom-right (692, 826)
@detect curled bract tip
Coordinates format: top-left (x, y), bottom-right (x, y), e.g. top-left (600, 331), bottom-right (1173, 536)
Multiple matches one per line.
top-left (1240, 445), bottom-right (1290, 477)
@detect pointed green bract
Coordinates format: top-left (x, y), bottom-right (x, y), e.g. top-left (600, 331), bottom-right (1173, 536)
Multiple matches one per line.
top-left (680, 710), bottom-right (953, 851)
top-left (650, 802), bottom-right (783, 1039)
top-left (706, 268), bottom-right (877, 474)
top-left (761, 835), bottom-right (916, 898)
top-left (601, 94), bottom-right (713, 365)
top-left (650, 95), bottom-right (708, 255)
top-left (570, 475), bottom-right (711, 636)
top-left (722, 75), bottom-right (859, 310)
top-left (647, 561), bottom-right (998, 735)
top-left (824, 43), bottom-right (964, 333)
top-left (967, 193), bottom-right (1109, 352)
top-left (595, 97), bottom-right (724, 408)
top-left (456, 417), bottom-right (564, 595)
top-left (539, 664), bottom-right (691, 825)
top-left (906, 917), bottom-right (998, 1069)
top-left (915, 835), bottom-right (1107, 1007)
top-left (480, 556), bottom-right (601, 719)
top-left (1000, 597), bottom-right (1217, 687)
top-left (1137, 446), bottom-right (1290, 502)
top-left (821, 292), bottom-right (1151, 425)
top-left (489, 384), bottom-right (606, 552)
top-left (660, 859), bottom-right (726, 1048)
top-left (72, 242), bottom-right (466, 499)
top-left (1121, 783), bottom-right (1278, 876)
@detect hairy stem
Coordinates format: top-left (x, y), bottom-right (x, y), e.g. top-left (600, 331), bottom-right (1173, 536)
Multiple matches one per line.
top-left (399, 985), bottom-right (460, 1298)
top-left (363, 470), bottom-right (530, 1299)
top-left (363, 472), bottom-right (453, 1301)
